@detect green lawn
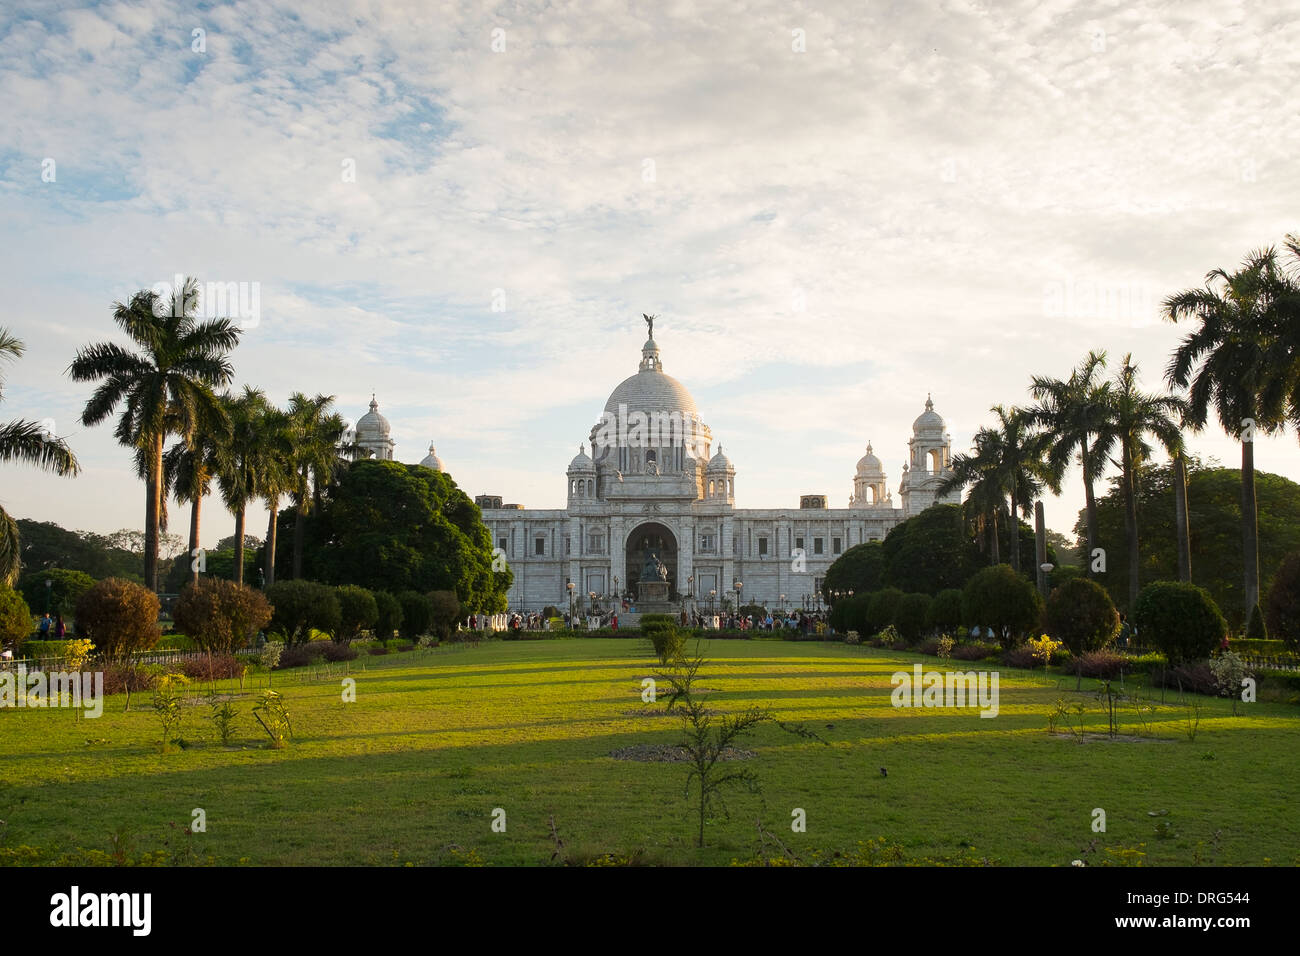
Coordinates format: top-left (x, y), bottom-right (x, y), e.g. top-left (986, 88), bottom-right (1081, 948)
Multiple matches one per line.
top-left (2, 638), bottom-right (1297, 866)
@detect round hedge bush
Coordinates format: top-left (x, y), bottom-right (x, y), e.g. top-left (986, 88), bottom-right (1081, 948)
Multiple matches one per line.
top-left (961, 564), bottom-right (1043, 649)
top-left (0, 584), bottom-right (33, 654)
top-left (1043, 577), bottom-right (1119, 657)
top-left (892, 592), bottom-right (932, 643)
top-left (926, 588), bottom-right (964, 633)
top-left (1133, 581), bottom-right (1228, 665)
top-left (173, 578), bottom-right (272, 654)
top-left (865, 588), bottom-right (905, 635)
top-left (74, 577), bottom-right (160, 661)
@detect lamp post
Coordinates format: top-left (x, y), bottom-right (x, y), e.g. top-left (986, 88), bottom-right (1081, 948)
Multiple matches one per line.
top-left (45, 578), bottom-right (53, 615)
top-left (734, 580), bottom-right (743, 619)
top-left (614, 576), bottom-right (620, 601)
top-left (1039, 562), bottom-right (1055, 599)
top-left (589, 590), bottom-right (597, 613)
top-left (780, 593), bottom-right (786, 614)
top-left (709, 588), bottom-right (717, 617)
top-left (567, 581), bottom-right (576, 629)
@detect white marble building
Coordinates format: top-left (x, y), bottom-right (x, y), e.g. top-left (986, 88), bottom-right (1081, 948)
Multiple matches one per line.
top-left (352, 329), bottom-right (959, 611)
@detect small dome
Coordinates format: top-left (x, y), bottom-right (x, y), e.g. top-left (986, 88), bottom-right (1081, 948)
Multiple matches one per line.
top-left (419, 442), bottom-right (443, 472)
top-left (356, 396), bottom-right (391, 438)
top-left (856, 442), bottom-right (884, 476)
top-left (568, 443), bottom-right (596, 472)
top-left (708, 444), bottom-right (733, 471)
top-left (913, 394), bottom-right (944, 432)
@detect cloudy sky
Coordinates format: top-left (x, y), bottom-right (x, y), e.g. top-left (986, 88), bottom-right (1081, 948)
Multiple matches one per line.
top-left (2, 0), bottom-right (1298, 551)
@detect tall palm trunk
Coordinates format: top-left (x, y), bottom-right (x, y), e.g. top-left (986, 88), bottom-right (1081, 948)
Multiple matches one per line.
top-left (989, 511), bottom-right (1001, 565)
top-left (144, 432), bottom-right (163, 592)
top-left (1123, 443), bottom-right (1140, 608)
top-left (1174, 454), bottom-right (1191, 582)
top-left (1081, 436), bottom-right (1099, 577)
top-left (293, 474), bottom-right (308, 579)
top-left (187, 494), bottom-right (202, 589)
top-left (1008, 491), bottom-right (1021, 574)
top-left (1242, 436), bottom-right (1259, 619)
top-left (233, 508), bottom-right (246, 586)
top-left (265, 502), bottom-right (279, 587)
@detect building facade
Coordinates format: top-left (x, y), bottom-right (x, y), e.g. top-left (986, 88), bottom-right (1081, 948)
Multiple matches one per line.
top-left (355, 329), bottom-right (959, 611)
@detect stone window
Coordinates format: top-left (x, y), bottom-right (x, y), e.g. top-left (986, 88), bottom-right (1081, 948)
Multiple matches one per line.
top-left (535, 537), bottom-right (545, 556)
top-left (795, 536), bottom-right (804, 551)
top-left (833, 536), bottom-right (842, 554)
top-left (588, 533), bottom-right (604, 553)
top-left (814, 537), bottom-right (824, 555)
top-left (758, 536), bottom-right (769, 557)
top-left (700, 533), bottom-right (715, 552)
top-left (497, 537), bottom-right (508, 554)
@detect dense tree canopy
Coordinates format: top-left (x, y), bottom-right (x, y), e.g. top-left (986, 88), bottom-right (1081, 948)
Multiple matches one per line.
top-left (16, 519), bottom-right (145, 582)
top-left (278, 460), bottom-right (510, 613)
top-left (1074, 461), bottom-right (1300, 625)
top-left (821, 541), bottom-right (885, 598)
top-left (881, 505), bottom-right (982, 594)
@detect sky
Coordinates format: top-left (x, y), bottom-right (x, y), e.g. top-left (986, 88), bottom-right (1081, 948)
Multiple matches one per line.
top-left (2, 0), bottom-right (1299, 552)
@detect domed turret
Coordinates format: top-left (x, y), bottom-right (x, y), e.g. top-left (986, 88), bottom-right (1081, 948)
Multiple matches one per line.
top-left (900, 395), bottom-right (957, 516)
top-left (355, 395), bottom-right (395, 460)
top-left (568, 444), bottom-right (597, 502)
top-left (569, 444), bottom-right (596, 472)
top-left (913, 394), bottom-right (945, 435)
top-left (706, 444), bottom-right (735, 503)
top-left (853, 441), bottom-right (889, 507)
top-left (419, 442), bottom-right (443, 472)
top-left (856, 442), bottom-right (884, 477)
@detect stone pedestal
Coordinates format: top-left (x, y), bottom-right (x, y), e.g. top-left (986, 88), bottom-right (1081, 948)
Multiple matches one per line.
top-left (638, 581), bottom-right (670, 606)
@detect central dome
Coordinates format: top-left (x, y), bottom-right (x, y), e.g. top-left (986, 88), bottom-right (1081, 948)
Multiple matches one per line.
top-left (602, 332), bottom-right (701, 419)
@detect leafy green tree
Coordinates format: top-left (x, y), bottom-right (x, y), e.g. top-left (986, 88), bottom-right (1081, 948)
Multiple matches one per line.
top-left (1076, 462), bottom-right (1300, 628)
top-left (68, 280), bottom-right (238, 591)
top-left (961, 564), bottom-right (1044, 649)
top-left (0, 584), bottom-right (33, 655)
top-left (1133, 581), bottom-right (1228, 664)
top-left (19, 568), bottom-right (95, 619)
top-left (334, 585), bottom-right (379, 643)
top-left (822, 542), bottom-right (885, 600)
top-left (0, 329), bottom-right (80, 584)
top-left (15, 519), bottom-right (141, 581)
top-left (373, 590), bottom-right (403, 641)
top-left (1164, 241), bottom-right (1300, 618)
top-left (880, 504), bottom-right (981, 594)
top-left (292, 459), bottom-right (511, 612)
top-left (257, 401), bottom-right (295, 588)
top-left (1264, 552), bottom-right (1300, 650)
top-left (265, 580), bottom-right (340, 646)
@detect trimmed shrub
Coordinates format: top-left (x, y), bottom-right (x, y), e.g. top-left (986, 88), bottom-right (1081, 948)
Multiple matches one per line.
top-left (961, 565), bottom-right (1044, 649)
top-left (1075, 650), bottom-right (1127, 680)
top-left (266, 580), bottom-right (341, 647)
top-left (275, 642), bottom-right (329, 669)
top-left (397, 591), bottom-right (434, 640)
top-left (322, 642), bottom-right (359, 662)
top-left (74, 578), bottom-right (160, 661)
top-left (865, 588), bottom-right (905, 636)
top-left (893, 593), bottom-right (932, 643)
top-left (101, 663), bottom-right (161, 696)
top-left (952, 642), bottom-right (999, 662)
top-left (334, 585), bottom-right (378, 643)
top-left (926, 589), bottom-right (964, 633)
top-left (829, 593), bottom-right (869, 635)
top-left (179, 654), bottom-right (246, 682)
top-left (1000, 644), bottom-right (1040, 669)
top-left (173, 579), bottom-right (272, 654)
top-left (1043, 577), bottom-right (1120, 659)
top-left (428, 590), bottom-right (462, 641)
top-left (373, 591), bottom-right (403, 642)
top-left (1133, 581), bottom-right (1228, 665)
top-left (18, 569), bottom-right (95, 621)
top-left (155, 634), bottom-right (197, 652)
top-left (641, 614), bottom-right (683, 663)
top-left (1151, 661), bottom-right (1218, 696)
top-left (0, 585), bottom-right (33, 654)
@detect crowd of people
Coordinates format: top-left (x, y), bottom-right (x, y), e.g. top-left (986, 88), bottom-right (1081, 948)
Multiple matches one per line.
top-left (460, 607), bottom-right (831, 635)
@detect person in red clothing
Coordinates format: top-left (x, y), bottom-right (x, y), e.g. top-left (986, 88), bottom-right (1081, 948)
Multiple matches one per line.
top-left (612, 614), bottom-right (619, 631)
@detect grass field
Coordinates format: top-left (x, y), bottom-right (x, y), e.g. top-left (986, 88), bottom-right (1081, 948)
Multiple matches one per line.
top-left (2, 637), bottom-right (1298, 866)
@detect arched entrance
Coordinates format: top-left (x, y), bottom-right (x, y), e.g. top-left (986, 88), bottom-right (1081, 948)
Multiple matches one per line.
top-left (625, 522), bottom-right (678, 599)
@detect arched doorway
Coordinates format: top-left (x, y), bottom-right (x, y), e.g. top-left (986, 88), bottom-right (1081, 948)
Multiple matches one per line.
top-left (625, 522), bottom-right (678, 599)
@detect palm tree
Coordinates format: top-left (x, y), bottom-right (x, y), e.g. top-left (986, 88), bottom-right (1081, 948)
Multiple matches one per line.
top-left (68, 279), bottom-right (238, 591)
top-left (258, 402), bottom-right (295, 588)
top-left (1028, 351), bottom-right (1112, 576)
top-left (215, 387), bottom-right (272, 586)
top-left (938, 407), bottom-right (1055, 574)
top-left (162, 407), bottom-right (229, 590)
top-left (1164, 244), bottom-right (1297, 618)
top-left (938, 427), bottom-right (1007, 565)
top-left (1094, 355), bottom-right (1186, 608)
top-left (0, 329), bottom-right (80, 583)
top-left (286, 393), bottom-right (349, 579)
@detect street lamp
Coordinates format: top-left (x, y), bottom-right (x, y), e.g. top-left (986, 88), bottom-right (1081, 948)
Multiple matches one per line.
top-left (567, 581), bottom-right (576, 629)
top-left (613, 576), bottom-right (620, 601)
top-left (589, 590), bottom-right (597, 612)
top-left (1039, 562), bottom-right (1055, 598)
top-left (709, 588), bottom-right (717, 616)
top-left (734, 580), bottom-right (743, 617)
top-left (45, 578), bottom-right (53, 615)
